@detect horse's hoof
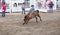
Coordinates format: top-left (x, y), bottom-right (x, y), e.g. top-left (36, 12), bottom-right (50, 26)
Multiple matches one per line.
top-left (41, 21), bottom-right (42, 23)
top-left (23, 23), bottom-right (25, 25)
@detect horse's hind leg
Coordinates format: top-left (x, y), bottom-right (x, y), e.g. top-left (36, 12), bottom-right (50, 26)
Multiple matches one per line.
top-left (38, 14), bottom-right (42, 22)
top-left (23, 21), bottom-right (27, 25)
top-left (35, 17), bottom-right (38, 22)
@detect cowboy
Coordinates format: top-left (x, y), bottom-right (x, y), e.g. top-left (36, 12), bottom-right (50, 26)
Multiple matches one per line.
top-left (29, 5), bottom-right (35, 17)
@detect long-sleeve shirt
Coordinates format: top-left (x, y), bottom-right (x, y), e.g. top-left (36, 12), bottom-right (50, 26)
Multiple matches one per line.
top-left (30, 7), bottom-right (35, 12)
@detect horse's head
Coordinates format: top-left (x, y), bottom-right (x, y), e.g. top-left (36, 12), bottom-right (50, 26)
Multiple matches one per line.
top-left (36, 10), bottom-right (39, 13)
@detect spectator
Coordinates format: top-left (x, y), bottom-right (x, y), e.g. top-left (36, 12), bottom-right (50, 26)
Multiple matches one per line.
top-left (46, 0), bottom-right (51, 9)
top-left (22, 2), bottom-right (26, 14)
top-left (2, 3), bottom-right (6, 17)
top-left (44, 1), bottom-right (47, 9)
top-left (48, 1), bottom-right (54, 12)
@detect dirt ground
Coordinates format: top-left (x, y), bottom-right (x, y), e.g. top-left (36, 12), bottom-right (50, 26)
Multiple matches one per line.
top-left (0, 11), bottom-right (60, 35)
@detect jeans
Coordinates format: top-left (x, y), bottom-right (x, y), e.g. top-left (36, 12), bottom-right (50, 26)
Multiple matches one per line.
top-left (22, 8), bottom-right (25, 14)
top-left (49, 8), bottom-right (53, 12)
top-left (2, 11), bottom-right (5, 17)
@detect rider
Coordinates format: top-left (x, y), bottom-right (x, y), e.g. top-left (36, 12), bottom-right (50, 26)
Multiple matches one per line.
top-left (29, 5), bottom-right (35, 17)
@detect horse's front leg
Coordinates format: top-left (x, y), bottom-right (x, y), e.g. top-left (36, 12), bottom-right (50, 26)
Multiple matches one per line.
top-left (38, 14), bottom-right (42, 22)
top-left (23, 20), bottom-right (27, 25)
top-left (23, 23), bottom-right (25, 25)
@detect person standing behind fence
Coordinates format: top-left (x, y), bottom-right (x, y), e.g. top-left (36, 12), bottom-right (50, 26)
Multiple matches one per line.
top-left (22, 2), bottom-right (26, 14)
top-left (48, 1), bottom-right (54, 12)
top-left (2, 3), bottom-right (6, 17)
top-left (44, 1), bottom-right (47, 9)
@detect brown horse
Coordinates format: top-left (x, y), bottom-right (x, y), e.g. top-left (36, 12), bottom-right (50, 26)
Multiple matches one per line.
top-left (23, 10), bottom-right (42, 25)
